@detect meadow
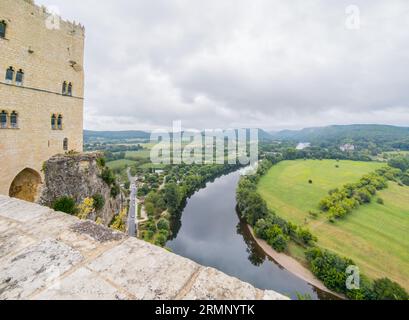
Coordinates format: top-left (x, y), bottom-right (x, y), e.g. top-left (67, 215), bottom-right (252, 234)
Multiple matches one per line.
top-left (257, 160), bottom-right (409, 290)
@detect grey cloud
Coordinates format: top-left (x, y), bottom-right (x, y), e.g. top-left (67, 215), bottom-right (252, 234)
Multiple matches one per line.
top-left (35, 0), bottom-right (409, 130)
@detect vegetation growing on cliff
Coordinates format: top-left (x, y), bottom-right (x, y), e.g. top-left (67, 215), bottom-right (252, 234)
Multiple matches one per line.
top-left (52, 196), bottom-right (76, 215)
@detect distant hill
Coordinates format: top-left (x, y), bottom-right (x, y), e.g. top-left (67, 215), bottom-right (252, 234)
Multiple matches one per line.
top-left (84, 130), bottom-right (151, 141)
top-left (84, 128), bottom-right (273, 142)
top-left (270, 124), bottom-right (409, 144)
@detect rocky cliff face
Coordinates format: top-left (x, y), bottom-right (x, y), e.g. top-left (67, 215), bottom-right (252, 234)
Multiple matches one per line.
top-left (39, 152), bottom-right (123, 226)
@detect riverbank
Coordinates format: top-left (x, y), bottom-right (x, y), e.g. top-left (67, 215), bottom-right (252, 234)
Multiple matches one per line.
top-left (246, 224), bottom-right (345, 299)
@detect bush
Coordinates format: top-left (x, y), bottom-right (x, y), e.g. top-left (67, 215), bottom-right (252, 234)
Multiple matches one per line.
top-left (372, 278), bottom-right (409, 300)
top-left (92, 193), bottom-right (105, 211)
top-left (269, 234), bottom-right (288, 252)
top-left (306, 247), bottom-right (354, 293)
top-left (52, 196), bottom-right (76, 215)
top-left (110, 184), bottom-right (120, 198)
top-left (96, 157), bottom-right (106, 168)
top-left (297, 228), bottom-right (317, 246)
top-left (157, 218), bottom-right (170, 231)
top-left (376, 197), bottom-right (384, 205)
top-left (101, 167), bottom-right (115, 186)
top-left (154, 230), bottom-right (169, 247)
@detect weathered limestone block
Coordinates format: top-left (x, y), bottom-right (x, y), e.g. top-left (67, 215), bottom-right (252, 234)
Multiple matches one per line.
top-left (182, 267), bottom-right (263, 300)
top-left (35, 268), bottom-right (128, 300)
top-left (0, 238), bottom-right (83, 299)
top-left (86, 238), bottom-right (201, 300)
top-left (0, 196), bottom-right (289, 300)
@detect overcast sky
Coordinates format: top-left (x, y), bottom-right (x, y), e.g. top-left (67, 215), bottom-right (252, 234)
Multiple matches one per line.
top-left (35, 0), bottom-right (409, 131)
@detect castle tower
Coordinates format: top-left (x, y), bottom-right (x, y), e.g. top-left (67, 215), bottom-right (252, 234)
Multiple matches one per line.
top-left (0, 0), bottom-right (85, 202)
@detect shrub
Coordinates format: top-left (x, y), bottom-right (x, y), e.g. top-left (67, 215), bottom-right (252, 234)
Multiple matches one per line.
top-left (265, 225), bottom-right (288, 252)
top-left (297, 228), bottom-right (317, 246)
top-left (92, 193), bottom-right (105, 211)
top-left (101, 167), bottom-right (115, 186)
top-left (372, 278), bottom-right (409, 300)
top-left (77, 197), bottom-right (95, 220)
top-left (155, 233), bottom-right (168, 247)
top-left (269, 234), bottom-right (288, 252)
top-left (110, 208), bottom-right (127, 232)
top-left (110, 184), bottom-right (120, 198)
top-left (376, 197), bottom-right (384, 205)
top-left (308, 179), bottom-right (313, 184)
top-left (401, 173), bottom-right (409, 186)
top-left (96, 157), bottom-right (106, 168)
top-left (52, 196), bottom-right (76, 215)
top-left (142, 230), bottom-right (155, 241)
top-left (145, 219), bottom-right (157, 233)
top-left (157, 218), bottom-right (170, 231)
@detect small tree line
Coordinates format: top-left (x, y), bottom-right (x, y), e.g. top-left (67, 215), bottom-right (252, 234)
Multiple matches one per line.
top-left (319, 166), bottom-right (403, 221)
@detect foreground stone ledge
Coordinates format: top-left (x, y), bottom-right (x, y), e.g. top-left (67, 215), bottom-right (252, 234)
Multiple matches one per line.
top-left (0, 195), bottom-right (289, 300)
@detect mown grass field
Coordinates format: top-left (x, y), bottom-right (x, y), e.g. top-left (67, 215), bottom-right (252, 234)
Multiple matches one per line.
top-left (106, 159), bottom-right (137, 170)
top-left (257, 160), bottom-right (409, 290)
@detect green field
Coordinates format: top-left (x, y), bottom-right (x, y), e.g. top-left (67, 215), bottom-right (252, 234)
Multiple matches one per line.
top-left (257, 160), bottom-right (409, 290)
top-left (125, 149), bottom-right (152, 159)
top-left (106, 159), bottom-right (136, 170)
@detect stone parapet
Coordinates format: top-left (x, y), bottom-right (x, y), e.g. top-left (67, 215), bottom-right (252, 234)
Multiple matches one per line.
top-left (0, 195), bottom-right (288, 300)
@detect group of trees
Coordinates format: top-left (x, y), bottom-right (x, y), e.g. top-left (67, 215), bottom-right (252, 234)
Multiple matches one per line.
top-left (262, 145), bottom-right (372, 165)
top-left (318, 168), bottom-right (398, 220)
top-left (84, 142), bottom-right (144, 154)
top-left (388, 155), bottom-right (409, 186)
top-left (306, 247), bottom-right (408, 300)
top-left (236, 160), bottom-right (316, 252)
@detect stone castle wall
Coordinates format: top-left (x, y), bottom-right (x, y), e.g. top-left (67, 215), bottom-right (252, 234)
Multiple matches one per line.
top-left (0, 0), bottom-right (84, 199)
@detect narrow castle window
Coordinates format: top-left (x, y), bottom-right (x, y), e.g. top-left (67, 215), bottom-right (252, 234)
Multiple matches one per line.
top-left (62, 81), bottom-right (67, 95)
top-left (10, 111), bottom-right (18, 128)
top-left (51, 114), bottom-right (57, 130)
top-left (0, 21), bottom-right (6, 38)
top-left (0, 110), bottom-right (8, 129)
top-left (15, 70), bottom-right (24, 86)
top-left (67, 82), bottom-right (73, 96)
top-left (57, 115), bottom-right (63, 130)
top-left (5, 67), bottom-right (14, 83)
top-left (63, 138), bottom-right (68, 151)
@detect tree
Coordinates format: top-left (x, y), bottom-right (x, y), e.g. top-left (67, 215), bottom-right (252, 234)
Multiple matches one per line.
top-left (163, 182), bottom-right (181, 215)
top-left (388, 156), bottom-right (409, 172)
top-left (157, 218), bottom-right (170, 231)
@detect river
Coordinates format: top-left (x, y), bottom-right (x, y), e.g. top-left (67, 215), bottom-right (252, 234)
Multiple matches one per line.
top-left (166, 169), bottom-right (337, 300)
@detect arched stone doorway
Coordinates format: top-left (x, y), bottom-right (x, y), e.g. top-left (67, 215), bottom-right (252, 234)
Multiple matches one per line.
top-left (9, 168), bottom-right (42, 202)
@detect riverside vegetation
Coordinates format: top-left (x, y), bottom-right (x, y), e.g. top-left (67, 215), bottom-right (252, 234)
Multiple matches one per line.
top-left (139, 163), bottom-right (242, 246)
top-left (236, 156), bottom-right (409, 300)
